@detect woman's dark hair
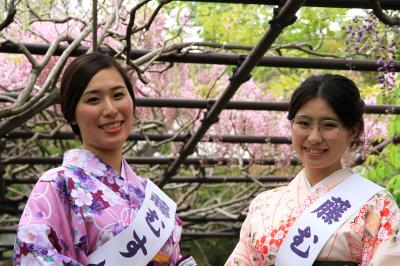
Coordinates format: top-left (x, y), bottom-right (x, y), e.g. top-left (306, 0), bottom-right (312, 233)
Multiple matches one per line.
top-left (287, 74), bottom-right (365, 147)
top-left (60, 53), bottom-right (135, 136)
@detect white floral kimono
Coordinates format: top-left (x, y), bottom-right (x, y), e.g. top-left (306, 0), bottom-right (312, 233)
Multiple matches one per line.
top-left (225, 169), bottom-right (400, 266)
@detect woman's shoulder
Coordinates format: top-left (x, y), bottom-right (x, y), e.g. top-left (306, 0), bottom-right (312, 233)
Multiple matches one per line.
top-left (249, 185), bottom-right (288, 211)
top-left (26, 166), bottom-right (72, 198)
top-left (37, 165), bottom-right (69, 182)
top-left (369, 188), bottom-right (399, 208)
top-left (254, 185), bottom-right (288, 199)
top-left (374, 188), bottom-right (396, 199)
top-left (122, 159), bottom-right (147, 187)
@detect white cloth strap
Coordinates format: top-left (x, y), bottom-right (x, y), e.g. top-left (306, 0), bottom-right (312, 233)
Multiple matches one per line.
top-left (88, 179), bottom-right (177, 265)
top-left (275, 174), bottom-right (384, 266)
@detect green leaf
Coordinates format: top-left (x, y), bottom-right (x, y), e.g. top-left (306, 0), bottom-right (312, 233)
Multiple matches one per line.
top-left (22, 0), bottom-right (29, 31)
top-left (387, 175), bottom-right (400, 205)
top-left (0, 3), bottom-right (4, 22)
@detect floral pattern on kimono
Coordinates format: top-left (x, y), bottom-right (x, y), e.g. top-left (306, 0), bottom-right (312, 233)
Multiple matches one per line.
top-left (225, 169), bottom-right (400, 266)
top-left (14, 148), bottom-right (183, 266)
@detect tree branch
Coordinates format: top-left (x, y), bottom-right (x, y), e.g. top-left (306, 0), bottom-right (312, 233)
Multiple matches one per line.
top-left (92, 0), bottom-right (98, 53)
top-left (0, 92), bottom-right (57, 136)
top-left (125, 0), bottom-right (151, 65)
top-left (125, 0), bottom-right (172, 65)
top-left (90, 0), bottom-right (123, 53)
top-left (0, 25), bottom-right (92, 135)
top-left (0, 0), bottom-right (17, 32)
top-left (369, 0), bottom-right (400, 26)
top-left (272, 42), bottom-right (342, 58)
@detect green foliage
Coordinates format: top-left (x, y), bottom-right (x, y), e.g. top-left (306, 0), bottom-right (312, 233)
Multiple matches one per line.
top-left (22, 0), bottom-right (29, 31)
top-left (387, 174), bottom-right (400, 204)
top-left (364, 143), bottom-right (400, 206)
top-left (0, 2), bottom-right (3, 22)
top-left (364, 86), bottom-right (400, 205)
top-left (183, 238), bottom-right (237, 265)
top-left (175, 4), bottom-right (356, 99)
top-left (66, 139), bottom-right (83, 149)
top-left (359, 83), bottom-right (382, 100)
top-left (277, 8), bottom-right (347, 54)
top-left (159, 142), bottom-right (172, 155)
top-left (266, 70), bottom-right (304, 97)
top-left (187, 3), bottom-right (272, 46)
top-left (388, 116), bottom-right (400, 137)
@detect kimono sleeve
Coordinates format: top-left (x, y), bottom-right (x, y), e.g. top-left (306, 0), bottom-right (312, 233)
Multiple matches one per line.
top-left (14, 170), bottom-right (85, 266)
top-left (225, 197), bottom-right (261, 266)
top-left (368, 191), bottom-right (400, 266)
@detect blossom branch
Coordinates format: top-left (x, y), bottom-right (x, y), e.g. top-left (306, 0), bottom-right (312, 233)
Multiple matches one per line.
top-left (178, 185), bottom-right (260, 217)
top-left (90, 0), bottom-right (123, 53)
top-left (125, 0), bottom-right (152, 65)
top-left (0, 25), bottom-right (92, 135)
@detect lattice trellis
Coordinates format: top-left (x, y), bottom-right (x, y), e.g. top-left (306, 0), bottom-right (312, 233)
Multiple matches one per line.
top-left (0, 0), bottom-right (399, 262)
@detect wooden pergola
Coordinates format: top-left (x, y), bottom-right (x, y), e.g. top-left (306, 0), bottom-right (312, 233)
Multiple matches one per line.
top-left (0, 0), bottom-right (399, 261)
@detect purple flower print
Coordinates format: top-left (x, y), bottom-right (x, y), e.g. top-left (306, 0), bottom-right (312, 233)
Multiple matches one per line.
top-left (54, 174), bottom-right (70, 207)
top-left (90, 199), bottom-right (104, 215)
top-left (113, 223), bottom-right (124, 234)
top-left (69, 167), bottom-right (89, 183)
top-left (132, 185), bottom-right (145, 200)
top-left (76, 235), bottom-right (88, 249)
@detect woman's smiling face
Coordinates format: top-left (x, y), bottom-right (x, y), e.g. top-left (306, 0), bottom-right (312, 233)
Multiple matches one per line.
top-left (291, 97), bottom-right (356, 177)
top-left (74, 67), bottom-right (134, 157)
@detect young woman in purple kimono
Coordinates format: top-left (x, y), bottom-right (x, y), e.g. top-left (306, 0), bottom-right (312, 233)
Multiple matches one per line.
top-left (14, 53), bottom-right (184, 265)
top-left (225, 74), bottom-right (400, 266)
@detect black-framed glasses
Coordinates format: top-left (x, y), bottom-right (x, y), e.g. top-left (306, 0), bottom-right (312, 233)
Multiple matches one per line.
top-left (290, 117), bottom-right (344, 139)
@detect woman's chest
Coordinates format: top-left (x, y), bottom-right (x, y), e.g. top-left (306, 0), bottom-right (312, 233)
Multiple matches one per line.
top-left (247, 200), bottom-right (369, 264)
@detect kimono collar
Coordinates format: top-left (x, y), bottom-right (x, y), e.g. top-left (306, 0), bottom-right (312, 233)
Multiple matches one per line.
top-left (121, 159), bottom-right (127, 179)
top-left (303, 168), bottom-right (353, 194)
top-left (63, 148), bottom-right (121, 178)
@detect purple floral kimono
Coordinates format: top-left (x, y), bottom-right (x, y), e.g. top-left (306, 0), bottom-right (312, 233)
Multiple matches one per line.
top-left (14, 149), bottom-right (183, 265)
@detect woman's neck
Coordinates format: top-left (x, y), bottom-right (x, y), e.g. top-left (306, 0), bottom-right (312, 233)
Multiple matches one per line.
top-left (304, 165), bottom-right (343, 186)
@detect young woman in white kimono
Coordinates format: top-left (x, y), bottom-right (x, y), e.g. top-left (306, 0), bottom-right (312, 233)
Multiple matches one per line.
top-left (225, 74), bottom-right (400, 266)
top-left (14, 53), bottom-right (191, 265)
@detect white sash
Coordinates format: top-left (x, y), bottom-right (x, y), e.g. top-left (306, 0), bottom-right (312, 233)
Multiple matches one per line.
top-left (275, 174), bottom-right (384, 266)
top-left (88, 178), bottom-right (177, 265)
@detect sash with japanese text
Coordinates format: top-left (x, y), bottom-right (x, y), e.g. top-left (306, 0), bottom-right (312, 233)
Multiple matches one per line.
top-left (275, 174), bottom-right (384, 266)
top-left (87, 179), bottom-right (177, 265)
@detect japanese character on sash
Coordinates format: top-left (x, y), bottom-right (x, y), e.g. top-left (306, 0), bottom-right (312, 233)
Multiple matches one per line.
top-left (145, 208), bottom-right (165, 237)
top-left (88, 260), bottom-right (106, 266)
top-left (120, 230), bottom-right (147, 258)
top-left (151, 192), bottom-right (171, 219)
top-left (289, 226), bottom-right (319, 258)
top-left (311, 196), bottom-right (351, 224)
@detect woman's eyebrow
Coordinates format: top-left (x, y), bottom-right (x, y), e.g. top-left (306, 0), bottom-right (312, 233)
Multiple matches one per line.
top-left (82, 85), bottom-right (126, 96)
top-left (295, 115), bottom-right (340, 121)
